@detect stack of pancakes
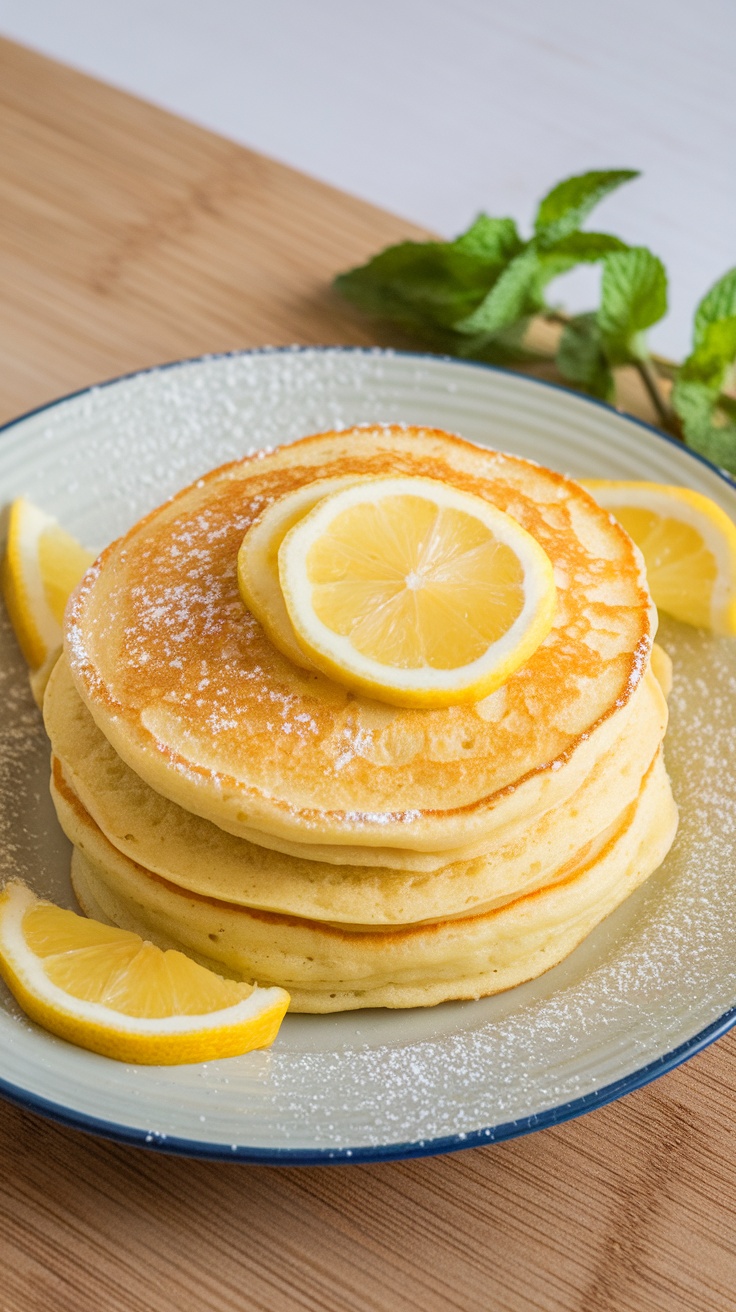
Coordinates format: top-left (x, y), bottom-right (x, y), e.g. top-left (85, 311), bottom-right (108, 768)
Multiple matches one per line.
top-left (44, 426), bottom-right (678, 1012)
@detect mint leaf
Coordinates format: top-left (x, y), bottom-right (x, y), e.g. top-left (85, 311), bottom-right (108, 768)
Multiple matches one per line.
top-left (456, 249), bottom-right (542, 335)
top-left (460, 230), bottom-right (632, 338)
top-left (672, 272), bottom-right (736, 472)
top-left (671, 379), bottom-right (736, 475)
top-left (524, 234), bottom-right (631, 320)
top-left (694, 267), bottom-right (736, 347)
top-left (556, 313), bottom-right (614, 401)
top-left (451, 214), bottom-right (523, 263)
top-left (454, 317), bottom-right (542, 366)
top-left (678, 317), bottom-right (736, 389)
top-left (333, 239), bottom-right (507, 335)
top-left (598, 246), bottom-right (668, 361)
top-left (546, 231), bottom-right (629, 262)
top-left (534, 170), bottom-right (639, 248)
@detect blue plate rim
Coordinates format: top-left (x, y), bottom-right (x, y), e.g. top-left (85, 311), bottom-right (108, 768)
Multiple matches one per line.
top-left (1, 343), bottom-right (735, 1165)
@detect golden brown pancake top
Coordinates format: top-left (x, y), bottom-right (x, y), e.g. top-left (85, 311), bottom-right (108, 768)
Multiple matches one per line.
top-left (65, 426), bottom-right (654, 841)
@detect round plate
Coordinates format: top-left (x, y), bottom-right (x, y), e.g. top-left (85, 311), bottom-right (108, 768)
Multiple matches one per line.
top-left (1, 348), bottom-right (735, 1164)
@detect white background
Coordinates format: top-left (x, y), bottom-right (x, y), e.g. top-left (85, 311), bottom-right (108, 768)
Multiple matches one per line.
top-left (1, 0), bottom-right (734, 359)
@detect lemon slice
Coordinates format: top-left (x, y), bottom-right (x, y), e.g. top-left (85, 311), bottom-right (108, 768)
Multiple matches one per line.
top-left (583, 481), bottom-right (736, 634)
top-left (0, 881), bottom-right (290, 1065)
top-left (238, 475), bottom-right (370, 669)
top-left (278, 476), bottom-right (556, 707)
top-left (2, 497), bottom-right (95, 670)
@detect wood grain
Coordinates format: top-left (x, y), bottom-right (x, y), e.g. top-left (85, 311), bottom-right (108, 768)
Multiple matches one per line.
top-left (0, 37), bottom-right (734, 1312)
top-left (0, 37), bottom-right (425, 427)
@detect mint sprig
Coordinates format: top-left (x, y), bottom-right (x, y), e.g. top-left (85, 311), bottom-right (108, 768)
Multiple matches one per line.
top-left (334, 170), bottom-right (736, 475)
top-left (672, 269), bottom-right (736, 468)
top-left (533, 169), bottom-right (639, 247)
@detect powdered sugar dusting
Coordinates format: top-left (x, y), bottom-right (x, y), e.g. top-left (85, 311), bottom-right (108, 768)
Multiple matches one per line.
top-left (2, 348), bottom-right (736, 1155)
top-left (251, 619), bottom-right (736, 1149)
top-left (3, 598), bottom-right (735, 1149)
top-left (66, 420), bottom-right (652, 833)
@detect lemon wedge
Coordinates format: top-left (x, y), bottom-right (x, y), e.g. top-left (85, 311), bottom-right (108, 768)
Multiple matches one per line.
top-left (278, 476), bottom-right (556, 707)
top-left (2, 497), bottom-right (95, 671)
top-left (0, 881), bottom-right (290, 1065)
top-left (238, 475), bottom-right (369, 669)
top-left (583, 481), bottom-right (736, 634)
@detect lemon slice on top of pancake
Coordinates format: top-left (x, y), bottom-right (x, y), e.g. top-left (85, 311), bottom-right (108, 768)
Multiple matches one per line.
top-left (0, 881), bottom-right (290, 1065)
top-left (276, 476), bottom-right (557, 708)
top-left (584, 481), bottom-right (736, 634)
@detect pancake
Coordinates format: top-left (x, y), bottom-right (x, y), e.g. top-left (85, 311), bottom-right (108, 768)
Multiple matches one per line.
top-left (45, 653), bottom-right (670, 921)
top-left (62, 751), bottom-right (678, 1012)
top-left (65, 425), bottom-right (655, 854)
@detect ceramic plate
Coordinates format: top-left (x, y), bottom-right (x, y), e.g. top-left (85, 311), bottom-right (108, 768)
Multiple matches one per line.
top-left (1, 348), bottom-right (735, 1163)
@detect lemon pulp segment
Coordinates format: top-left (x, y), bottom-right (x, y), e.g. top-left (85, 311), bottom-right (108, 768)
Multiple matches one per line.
top-left (39, 522), bottom-right (96, 625)
top-left (307, 494), bottom-right (526, 667)
top-left (23, 901), bottom-right (251, 1016)
top-left (0, 881), bottom-right (290, 1064)
top-left (583, 480), bottom-right (736, 634)
top-left (279, 476), bottom-right (557, 707)
top-left (612, 507), bottom-right (715, 628)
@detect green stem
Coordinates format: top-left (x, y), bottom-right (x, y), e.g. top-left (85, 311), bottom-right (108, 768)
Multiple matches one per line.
top-left (540, 310), bottom-right (683, 437)
top-left (542, 310), bottom-right (569, 328)
top-left (506, 345), bottom-right (558, 364)
top-left (650, 352), bottom-right (678, 380)
top-left (634, 356), bottom-right (682, 439)
top-left (544, 308), bottom-right (680, 374)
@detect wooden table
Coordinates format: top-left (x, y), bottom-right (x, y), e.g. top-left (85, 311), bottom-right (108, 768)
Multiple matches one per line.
top-left (0, 38), bottom-right (734, 1312)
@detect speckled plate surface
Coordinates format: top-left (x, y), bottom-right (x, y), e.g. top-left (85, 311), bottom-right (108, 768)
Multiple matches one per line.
top-left (1, 347), bottom-right (735, 1163)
